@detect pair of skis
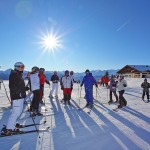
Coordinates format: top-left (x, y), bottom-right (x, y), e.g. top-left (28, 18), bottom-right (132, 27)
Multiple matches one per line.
top-left (0, 121), bottom-right (50, 138)
top-left (19, 113), bottom-right (55, 121)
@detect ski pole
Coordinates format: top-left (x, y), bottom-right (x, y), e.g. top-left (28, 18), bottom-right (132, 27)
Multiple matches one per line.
top-left (27, 94), bottom-right (41, 138)
top-left (2, 82), bottom-right (12, 105)
top-left (78, 83), bottom-right (79, 98)
top-left (79, 87), bottom-right (82, 107)
top-left (96, 87), bottom-right (97, 99)
top-left (43, 97), bottom-right (47, 123)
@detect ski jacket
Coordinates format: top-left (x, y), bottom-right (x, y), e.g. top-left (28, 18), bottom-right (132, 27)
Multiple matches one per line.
top-left (61, 76), bottom-right (73, 88)
top-left (108, 79), bottom-right (117, 91)
top-left (51, 74), bottom-right (59, 83)
top-left (101, 76), bottom-right (105, 82)
top-left (30, 73), bottom-right (40, 91)
top-left (141, 82), bottom-right (150, 92)
top-left (39, 73), bottom-right (50, 85)
top-left (104, 77), bottom-right (109, 84)
top-left (81, 74), bottom-right (97, 89)
top-left (116, 79), bottom-right (127, 91)
top-left (70, 75), bottom-right (75, 83)
top-left (9, 69), bottom-right (26, 100)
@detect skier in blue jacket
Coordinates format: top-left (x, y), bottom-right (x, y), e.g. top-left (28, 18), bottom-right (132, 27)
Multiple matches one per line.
top-left (80, 69), bottom-right (98, 108)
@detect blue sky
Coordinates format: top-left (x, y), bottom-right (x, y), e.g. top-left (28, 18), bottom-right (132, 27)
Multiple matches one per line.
top-left (0, 0), bottom-right (150, 72)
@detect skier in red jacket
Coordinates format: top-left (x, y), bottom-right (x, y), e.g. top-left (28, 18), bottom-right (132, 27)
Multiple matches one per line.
top-left (38, 68), bottom-right (50, 104)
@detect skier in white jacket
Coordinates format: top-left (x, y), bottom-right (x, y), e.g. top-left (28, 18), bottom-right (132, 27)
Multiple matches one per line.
top-left (29, 66), bottom-right (42, 116)
top-left (61, 70), bottom-right (73, 105)
top-left (116, 75), bottom-right (127, 108)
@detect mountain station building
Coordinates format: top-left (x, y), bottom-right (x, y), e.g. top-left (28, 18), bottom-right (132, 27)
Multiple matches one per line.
top-left (117, 65), bottom-right (150, 78)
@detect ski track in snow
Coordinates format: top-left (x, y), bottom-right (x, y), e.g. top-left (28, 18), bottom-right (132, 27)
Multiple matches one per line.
top-left (0, 79), bottom-right (150, 150)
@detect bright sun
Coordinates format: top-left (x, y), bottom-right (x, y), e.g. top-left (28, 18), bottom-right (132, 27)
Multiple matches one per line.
top-left (39, 31), bottom-right (62, 52)
top-left (42, 34), bottom-right (59, 50)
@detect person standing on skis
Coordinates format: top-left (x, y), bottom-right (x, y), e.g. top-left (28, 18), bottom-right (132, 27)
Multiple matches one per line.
top-left (80, 69), bottom-right (98, 109)
top-left (2, 62), bottom-right (26, 135)
top-left (141, 78), bottom-right (150, 102)
top-left (108, 76), bottom-right (118, 104)
top-left (39, 68), bottom-right (50, 104)
top-left (70, 71), bottom-right (76, 98)
top-left (116, 75), bottom-right (127, 108)
top-left (29, 66), bottom-right (42, 116)
top-left (61, 70), bottom-right (73, 105)
top-left (50, 71), bottom-right (59, 98)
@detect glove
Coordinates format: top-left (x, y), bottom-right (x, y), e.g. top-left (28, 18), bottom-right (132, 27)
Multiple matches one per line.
top-left (80, 84), bottom-right (83, 87)
top-left (25, 86), bottom-right (30, 91)
top-left (95, 84), bottom-right (98, 88)
top-left (61, 86), bottom-right (64, 90)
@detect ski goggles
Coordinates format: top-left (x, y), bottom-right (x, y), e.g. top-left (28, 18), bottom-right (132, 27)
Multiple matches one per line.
top-left (18, 65), bottom-right (25, 69)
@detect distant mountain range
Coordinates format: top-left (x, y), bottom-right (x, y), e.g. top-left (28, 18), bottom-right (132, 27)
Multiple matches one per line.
top-left (0, 69), bottom-right (119, 81)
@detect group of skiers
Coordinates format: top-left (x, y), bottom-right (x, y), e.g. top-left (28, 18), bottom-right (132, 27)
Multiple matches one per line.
top-left (1, 61), bottom-right (150, 135)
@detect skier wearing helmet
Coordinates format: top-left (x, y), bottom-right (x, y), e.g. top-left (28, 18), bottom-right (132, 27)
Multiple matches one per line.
top-left (2, 62), bottom-right (27, 135)
top-left (49, 71), bottom-right (59, 98)
top-left (61, 70), bottom-right (73, 105)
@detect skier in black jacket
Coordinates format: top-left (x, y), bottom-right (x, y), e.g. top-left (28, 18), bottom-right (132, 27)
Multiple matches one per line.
top-left (49, 71), bottom-right (59, 98)
top-left (141, 78), bottom-right (150, 102)
top-left (2, 62), bottom-right (27, 135)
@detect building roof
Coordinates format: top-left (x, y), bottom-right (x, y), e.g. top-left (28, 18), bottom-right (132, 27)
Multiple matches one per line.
top-left (129, 65), bottom-right (150, 72)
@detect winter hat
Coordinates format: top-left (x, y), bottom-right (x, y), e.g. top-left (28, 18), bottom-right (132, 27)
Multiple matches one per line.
top-left (65, 70), bottom-right (69, 75)
top-left (70, 71), bottom-right (74, 75)
top-left (54, 71), bottom-right (57, 74)
top-left (85, 69), bottom-right (90, 73)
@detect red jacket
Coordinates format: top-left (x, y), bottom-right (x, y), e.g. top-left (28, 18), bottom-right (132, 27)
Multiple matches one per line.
top-left (39, 73), bottom-right (46, 85)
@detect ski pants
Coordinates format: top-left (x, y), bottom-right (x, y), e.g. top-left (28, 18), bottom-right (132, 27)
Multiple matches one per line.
top-left (142, 90), bottom-right (149, 100)
top-left (110, 90), bottom-right (118, 101)
top-left (118, 90), bottom-right (127, 106)
top-left (40, 84), bottom-right (44, 101)
top-left (30, 90), bottom-right (40, 112)
top-left (7, 98), bottom-right (24, 130)
top-left (50, 83), bottom-right (58, 96)
top-left (63, 88), bottom-right (71, 102)
top-left (85, 88), bottom-right (93, 105)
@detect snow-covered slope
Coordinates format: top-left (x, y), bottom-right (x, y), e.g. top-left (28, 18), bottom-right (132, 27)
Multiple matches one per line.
top-left (0, 78), bottom-right (150, 150)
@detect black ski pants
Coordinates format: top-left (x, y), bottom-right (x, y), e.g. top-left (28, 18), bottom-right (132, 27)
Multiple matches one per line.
top-left (142, 90), bottom-right (149, 100)
top-left (118, 90), bottom-right (127, 106)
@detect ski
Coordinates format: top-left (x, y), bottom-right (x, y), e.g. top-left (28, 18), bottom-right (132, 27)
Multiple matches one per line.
top-left (87, 108), bottom-right (92, 114)
top-left (15, 121), bottom-right (46, 128)
top-left (19, 113), bottom-right (55, 121)
top-left (112, 108), bottom-right (119, 112)
top-left (0, 127), bottom-right (50, 138)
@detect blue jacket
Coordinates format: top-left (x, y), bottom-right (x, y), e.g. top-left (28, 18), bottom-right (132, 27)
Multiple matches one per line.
top-left (81, 74), bottom-right (97, 89)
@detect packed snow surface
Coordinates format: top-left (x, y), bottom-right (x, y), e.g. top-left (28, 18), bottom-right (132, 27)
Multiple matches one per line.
top-left (0, 78), bottom-right (150, 150)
